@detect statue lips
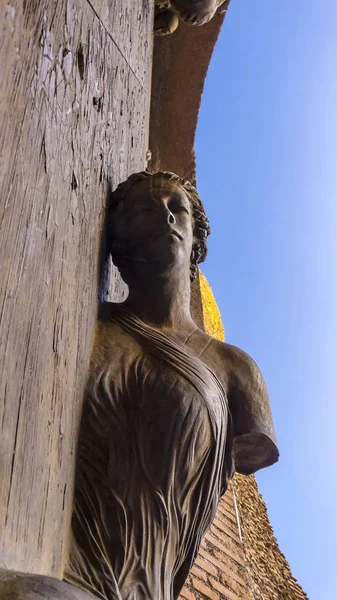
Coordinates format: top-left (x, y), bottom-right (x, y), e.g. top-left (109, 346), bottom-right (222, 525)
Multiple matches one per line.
top-left (153, 229), bottom-right (183, 241)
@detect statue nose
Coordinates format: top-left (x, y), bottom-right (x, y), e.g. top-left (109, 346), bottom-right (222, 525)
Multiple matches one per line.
top-left (168, 212), bottom-right (175, 224)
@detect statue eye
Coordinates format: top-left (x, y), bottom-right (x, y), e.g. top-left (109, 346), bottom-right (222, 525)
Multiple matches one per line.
top-left (172, 203), bottom-right (189, 215)
top-left (168, 194), bottom-right (190, 215)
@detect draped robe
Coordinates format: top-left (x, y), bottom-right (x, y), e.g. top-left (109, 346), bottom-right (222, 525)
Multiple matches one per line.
top-left (64, 305), bottom-right (273, 600)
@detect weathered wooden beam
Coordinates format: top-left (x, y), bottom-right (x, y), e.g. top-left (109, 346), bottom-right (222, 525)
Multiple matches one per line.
top-left (0, 0), bottom-right (153, 578)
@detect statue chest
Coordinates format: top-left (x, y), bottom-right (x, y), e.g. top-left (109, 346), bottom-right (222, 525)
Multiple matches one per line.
top-left (82, 348), bottom-right (223, 489)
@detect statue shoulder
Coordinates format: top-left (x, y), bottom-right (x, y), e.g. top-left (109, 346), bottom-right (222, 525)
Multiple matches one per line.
top-left (220, 342), bottom-right (267, 394)
top-left (208, 336), bottom-right (261, 377)
top-left (210, 338), bottom-right (279, 475)
top-left (203, 337), bottom-right (262, 389)
top-left (89, 303), bottom-right (141, 372)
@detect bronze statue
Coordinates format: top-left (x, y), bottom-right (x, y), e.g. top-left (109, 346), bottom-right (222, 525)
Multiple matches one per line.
top-left (0, 172), bottom-right (278, 599)
top-left (154, 0), bottom-right (228, 36)
top-left (64, 172), bottom-right (278, 599)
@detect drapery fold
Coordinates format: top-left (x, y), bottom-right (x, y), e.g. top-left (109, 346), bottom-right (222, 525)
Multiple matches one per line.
top-left (65, 306), bottom-right (233, 600)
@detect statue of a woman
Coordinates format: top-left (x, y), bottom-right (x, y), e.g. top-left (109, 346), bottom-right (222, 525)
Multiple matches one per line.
top-left (0, 171), bottom-right (278, 599)
top-left (63, 171), bottom-right (279, 600)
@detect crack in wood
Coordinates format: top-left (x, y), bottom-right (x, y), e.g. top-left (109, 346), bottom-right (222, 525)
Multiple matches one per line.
top-left (1, 0), bottom-right (153, 576)
top-left (83, 0), bottom-right (149, 91)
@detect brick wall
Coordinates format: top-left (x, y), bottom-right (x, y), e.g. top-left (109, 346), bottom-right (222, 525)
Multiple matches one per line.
top-left (234, 475), bottom-right (308, 600)
top-left (180, 486), bottom-right (252, 600)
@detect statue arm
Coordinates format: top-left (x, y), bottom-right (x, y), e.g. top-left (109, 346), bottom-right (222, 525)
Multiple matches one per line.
top-left (225, 344), bottom-right (279, 475)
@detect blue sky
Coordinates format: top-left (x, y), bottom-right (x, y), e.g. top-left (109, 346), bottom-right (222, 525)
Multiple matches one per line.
top-left (196, 1), bottom-right (337, 598)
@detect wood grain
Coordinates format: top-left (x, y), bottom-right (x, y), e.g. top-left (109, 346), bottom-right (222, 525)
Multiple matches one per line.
top-left (0, 0), bottom-right (153, 577)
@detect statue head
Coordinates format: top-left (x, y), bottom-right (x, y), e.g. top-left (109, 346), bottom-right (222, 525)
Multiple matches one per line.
top-left (108, 171), bottom-right (210, 284)
top-left (170, 0), bottom-right (227, 26)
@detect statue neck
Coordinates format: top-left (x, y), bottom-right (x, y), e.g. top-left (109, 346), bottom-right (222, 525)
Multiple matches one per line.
top-left (123, 267), bottom-right (195, 333)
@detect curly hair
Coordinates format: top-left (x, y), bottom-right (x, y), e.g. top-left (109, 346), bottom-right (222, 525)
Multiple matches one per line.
top-left (108, 171), bottom-right (210, 282)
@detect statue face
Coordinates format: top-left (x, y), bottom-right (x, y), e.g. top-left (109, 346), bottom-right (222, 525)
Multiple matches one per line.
top-left (112, 177), bottom-right (194, 279)
top-left (170, 0), bottom-right (224, 25)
